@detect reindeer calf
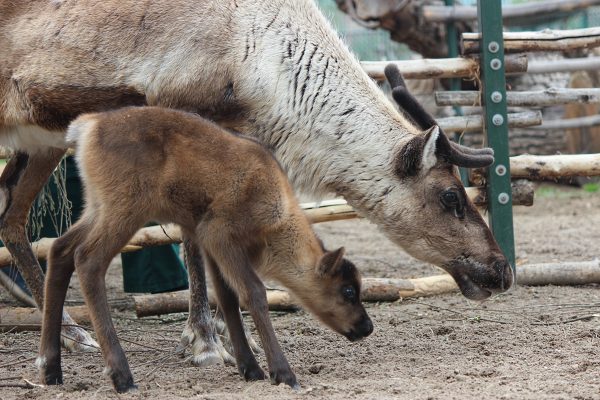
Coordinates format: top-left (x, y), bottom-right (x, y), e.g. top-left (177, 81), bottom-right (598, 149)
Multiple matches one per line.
top-left (37, 106), bottom-right (373, 392)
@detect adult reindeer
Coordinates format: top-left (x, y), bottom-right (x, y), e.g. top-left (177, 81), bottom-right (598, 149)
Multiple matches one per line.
top-left (0, 0), bottom-right (512, 365)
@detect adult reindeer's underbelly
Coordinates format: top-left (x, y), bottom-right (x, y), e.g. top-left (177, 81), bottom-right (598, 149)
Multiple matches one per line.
top-left (0, 83), bottom-right (148, 153)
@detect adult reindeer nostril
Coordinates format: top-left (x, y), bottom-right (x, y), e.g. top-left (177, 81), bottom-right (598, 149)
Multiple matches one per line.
top-left (493, 259), bottom-right (514, 292)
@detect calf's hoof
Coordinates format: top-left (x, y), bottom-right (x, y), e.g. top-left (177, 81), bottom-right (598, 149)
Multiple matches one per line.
top-left (239, 360), bottom-right (266, 381)
top-left (106, 368), bottom-right (136, 393)
top-left (270, 368), bottom-right (298, 388)
top-left (36, 356), bottom-right (63, 385)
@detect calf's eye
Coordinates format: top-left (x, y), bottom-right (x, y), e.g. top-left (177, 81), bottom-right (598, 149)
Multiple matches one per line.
top-left (342, 286), bottom-right (356, 301)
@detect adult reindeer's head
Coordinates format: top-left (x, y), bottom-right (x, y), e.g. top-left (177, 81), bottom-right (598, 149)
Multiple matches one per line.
top-left (379, 64), bottom-right (513, 300)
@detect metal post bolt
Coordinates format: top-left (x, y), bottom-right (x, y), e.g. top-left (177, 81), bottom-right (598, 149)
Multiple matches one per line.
top-left (498, 192), bottom-right (510, 205)
top-left (490, 58), bottom-right (502, 70)
top-left (491, 91), bottom-right (503, 103)
top-left (488, 41), bottom-right (500, 53)
top-left (495, 164), bottom-right (507, 176)
top-left (492, 114), bottom-right (504, 126)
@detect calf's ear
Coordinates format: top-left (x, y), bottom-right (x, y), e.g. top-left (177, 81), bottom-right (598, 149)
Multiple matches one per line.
top-left (317, 247), bottom-right (346, 277)
top-left (395, 125), bottom-right (440, 178)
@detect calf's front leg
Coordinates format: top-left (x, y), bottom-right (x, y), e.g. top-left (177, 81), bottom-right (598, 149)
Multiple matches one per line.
top-left (204, 251), bottom-right (265, 381)
top-left (208, 244), bottom-right (298, 388)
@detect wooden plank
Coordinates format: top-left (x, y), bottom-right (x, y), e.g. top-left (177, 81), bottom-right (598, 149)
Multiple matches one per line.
top-left (435, 88), bottom-right (600, 107)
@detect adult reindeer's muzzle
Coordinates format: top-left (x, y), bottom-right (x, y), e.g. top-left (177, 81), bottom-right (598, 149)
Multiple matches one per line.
top-left (444, 256), bottom-right (513, 300)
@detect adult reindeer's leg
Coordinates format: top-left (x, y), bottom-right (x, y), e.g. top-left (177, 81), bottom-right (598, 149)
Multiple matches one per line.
top-left (204, 251), bottom-right (265, 381)
top-left (38, 219), bottom-right (92, 385)
top-left (0, 148), bottom-right (98, 351)
top-left (179, 234), bottom-right (234, 366)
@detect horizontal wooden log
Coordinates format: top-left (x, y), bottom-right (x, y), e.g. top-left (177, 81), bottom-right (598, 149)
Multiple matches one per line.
top-left (529, 115), bottom-right (600, 131)
top-left (423, 0), bottom-right (600, 23)
top-left (134, 288), bottom-right (296, 317)
top-left (437, 111), bottom-right (542, 132)
top-left (435, 89), bottom-right (600, 107)
top-left (462, 27), bottom-right (600, 55)
top-left (510, 153), bottom-right (600, 178)
top-left (361, 54), bottom-right (527, 81)
top-left (517, 260), bottom-right (600, 286)
top-left (0, 306), bottom-right (90, 332)
top-left (131, 260), bottom-right (600, 317)
top-left (4, 261), bottom-right (598, 328)
top-left (0, 183), bottom-right (535, 268)
top-left (528, 56), bottom-right (600, 75)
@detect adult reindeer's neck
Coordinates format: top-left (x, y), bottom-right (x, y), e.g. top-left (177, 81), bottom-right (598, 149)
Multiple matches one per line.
top-left (241, 1), bottom-right (418, 211)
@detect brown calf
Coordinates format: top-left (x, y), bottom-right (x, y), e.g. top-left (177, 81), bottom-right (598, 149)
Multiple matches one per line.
top-left (37, 106), bottom-right (373, 392)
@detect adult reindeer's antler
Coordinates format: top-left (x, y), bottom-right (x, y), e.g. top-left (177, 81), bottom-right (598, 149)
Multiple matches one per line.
top-left (384, 64), bottom-right (494, 168)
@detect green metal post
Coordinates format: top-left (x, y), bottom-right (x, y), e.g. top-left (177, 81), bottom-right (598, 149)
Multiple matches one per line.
top-left (445, 0), bottom-right (469, 184)
top-left (477, 0), bottom-right (516, 269)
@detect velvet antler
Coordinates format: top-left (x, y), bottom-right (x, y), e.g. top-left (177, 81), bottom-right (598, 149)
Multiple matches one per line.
top-left (384, 64), bottom-right (494, 168)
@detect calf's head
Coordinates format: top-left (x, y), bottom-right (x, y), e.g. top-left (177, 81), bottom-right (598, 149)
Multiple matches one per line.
top-left (298, 247), bottom-right (373, 341)
top-left (377, 64), bottom-right (513, 300)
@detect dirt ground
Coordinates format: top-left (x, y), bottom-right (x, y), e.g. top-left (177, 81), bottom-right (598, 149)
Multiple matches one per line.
top-left (1, 184), bottom-right (600, 400)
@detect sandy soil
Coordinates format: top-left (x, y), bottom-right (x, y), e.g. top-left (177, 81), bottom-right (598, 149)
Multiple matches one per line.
top-left (1, 184), bottom-right (600, 400)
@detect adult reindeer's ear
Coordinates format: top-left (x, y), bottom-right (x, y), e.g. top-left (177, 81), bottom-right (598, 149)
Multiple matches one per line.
top-left (317, 247), bottom-right (346, 277)
top-left (395, 126), bottom-right (440, 177)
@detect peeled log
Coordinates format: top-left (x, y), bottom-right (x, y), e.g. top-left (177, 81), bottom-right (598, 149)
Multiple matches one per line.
top-left (462, 27), bottom-right (600, 55)
top-left (510, 153), bottom-right (600, 178)
top-left (361, 54), bottom-right (527, 81)
top-left (0, 306), bottom-right (90, 332)
top-left (437, 111), bottom-right (542, 133)
top-left (134, 288), bottom-right (296, 318)
top-left (435, 88), bottom-right (600, 107)
top-left (422, 0), bottom-right (600, 23)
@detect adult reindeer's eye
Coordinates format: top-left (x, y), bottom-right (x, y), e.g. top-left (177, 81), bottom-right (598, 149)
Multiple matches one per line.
top-left (342, 286), bottom-right (357, 302)
top-left (440, 189), bottom-right (465, 218)
top-left (441, 191), bottom-right (459, 207)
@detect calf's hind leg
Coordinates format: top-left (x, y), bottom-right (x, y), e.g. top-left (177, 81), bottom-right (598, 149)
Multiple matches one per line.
top-left (38, 219), bottom-right (93, 385)
top-left (179, 235), bottom-right (234, 366)
top-left (75, 218), bottom-right (141, 393)
top-left (204, 251), bottom-right (265, 381)
top-left (0, 149), bottom-right (98, 351)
